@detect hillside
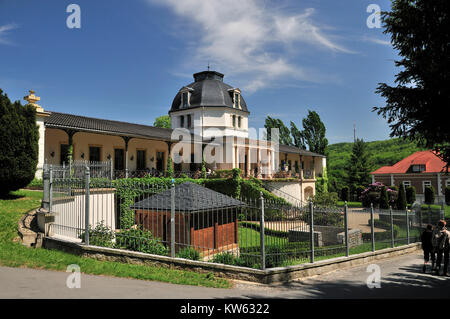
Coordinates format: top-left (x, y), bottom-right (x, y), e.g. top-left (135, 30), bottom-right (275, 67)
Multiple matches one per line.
top-left (327, 138), bottom-right (427, 189)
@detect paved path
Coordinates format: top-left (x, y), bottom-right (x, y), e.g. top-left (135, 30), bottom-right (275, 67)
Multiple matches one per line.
top-left (1, 252), bottom-right (450, 299)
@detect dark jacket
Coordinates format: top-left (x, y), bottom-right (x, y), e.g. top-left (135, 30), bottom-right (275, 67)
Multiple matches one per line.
top-left (421, 230), bottom-right (433, 251)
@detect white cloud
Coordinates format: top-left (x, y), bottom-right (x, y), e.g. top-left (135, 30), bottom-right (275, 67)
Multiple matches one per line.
top-left (362, 35), bottom-right (391, 46)
top-left (147, 0), bottom-right (351, 92)
top-left (0, 23), bottom-right (18, 45)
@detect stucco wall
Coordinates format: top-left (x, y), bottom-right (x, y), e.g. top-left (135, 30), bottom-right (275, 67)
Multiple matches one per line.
top-left (44, 128), bottom-right (169, 171)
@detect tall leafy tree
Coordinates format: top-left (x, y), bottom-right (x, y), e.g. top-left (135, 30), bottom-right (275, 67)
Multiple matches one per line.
top-left (153, 115), bottom-right (171, 128)
top-left (290, 121), bottom-right (306, 149)
top-left (374, 0), bottom-right (450, 170)
top-left (345, 138), bottom-right (372, 195)
top-left (0, 89), bottom-right (39, 196)
top-left (264, 116), bottom-right (292, 146)
top-left (302, 110), bottom-right (328, 155)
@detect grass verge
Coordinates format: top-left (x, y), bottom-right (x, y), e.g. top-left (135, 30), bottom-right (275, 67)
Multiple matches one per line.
top-left (0, 190), bottom-right (230, 288)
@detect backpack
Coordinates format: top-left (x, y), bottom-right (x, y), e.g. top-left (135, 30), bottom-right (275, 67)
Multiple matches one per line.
top-left (433, 228), bottom-right (449, 250)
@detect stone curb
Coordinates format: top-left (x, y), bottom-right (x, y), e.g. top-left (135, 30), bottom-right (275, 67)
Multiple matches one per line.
top-left (44, 235), bottom-right (421, 284)
top-left (18, 209), bottom-right (43, 248)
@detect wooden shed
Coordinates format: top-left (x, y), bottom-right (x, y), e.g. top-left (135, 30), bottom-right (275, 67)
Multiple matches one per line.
top-left (131, 182), bottom-right (243, 257)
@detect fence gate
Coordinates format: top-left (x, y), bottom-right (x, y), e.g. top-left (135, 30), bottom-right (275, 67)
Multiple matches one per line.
top-left (50, 172), bottom-right (86, 241)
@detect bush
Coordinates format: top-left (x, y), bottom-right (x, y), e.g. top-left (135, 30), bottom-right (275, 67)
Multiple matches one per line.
top-left (26, 178), bottom-right (43, 189)
top-left (424, 186), bottom-right (435, 204)
top-left (79, 221), bottom-right (115, 248)
top-left (355, 186), bottom-right (365, 201)
top-left (312, 192), bottom-right (338, 207)
top-left (340, 186), bottom-right (350, 202)
top-left (211, 252), bottom-right (252, 267)
top-left (166, 157), bottom-right (173, 178)
top-left (0, 89), bottom-right (39, 196)
top-left (115, 227), bottom-right (169, 256)
top-left (176, 247), bottom-right (200, 260)
top-left (406, 186), bottom-right (416, 204)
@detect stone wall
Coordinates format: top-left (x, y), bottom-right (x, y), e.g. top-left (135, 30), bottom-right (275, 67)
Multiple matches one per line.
top-left (337, 229), bottom-right (363, 248)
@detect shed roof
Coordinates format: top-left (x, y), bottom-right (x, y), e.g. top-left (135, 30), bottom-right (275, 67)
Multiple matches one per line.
top-left (131, 182), bottom-right (244, 212)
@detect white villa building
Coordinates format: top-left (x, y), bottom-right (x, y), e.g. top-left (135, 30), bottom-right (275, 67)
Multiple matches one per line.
top-left (28, 70), bottom-right (326, 201)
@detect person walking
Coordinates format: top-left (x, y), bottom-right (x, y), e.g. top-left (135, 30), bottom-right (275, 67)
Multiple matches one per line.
top-left (432, 220), bottom-right (450, 276)
top-left (421, 224), bottom-right (435, 273)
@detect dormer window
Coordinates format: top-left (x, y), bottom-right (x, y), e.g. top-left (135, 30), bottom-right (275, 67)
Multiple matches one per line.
top-left (412, 164), bottom-right (425, 172)
top-left (233, 92), bottom-right (240, 109)
top-left (182, 92), bottom-right (188, 108)
top-left (179, 87), bottom-right (193, 109)
top-left (228, 88), bottom-right (241, 109)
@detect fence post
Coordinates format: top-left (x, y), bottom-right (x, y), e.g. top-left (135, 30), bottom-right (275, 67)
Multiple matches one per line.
top-left (42, 165), bottom-right (50, 211)
top-left (260, 191), bottom-right (266, 270)
top-left (390, 206), bottom-right (394, 248)
top-left (344, 202), bottom-right (349, 257)
top-left (419, 208), bottom-right (423, 232)
top-left (49, 166), bottom-right (53, 213)
top-left (406, 208), bottom-right (410, 244)
top-left (370, 203), bottom-right (375, 252)
top-left (170, 180), bottom-right (175, 258)
top-left (84, 166), bottom-right (90, 246)
top-left (69, 157), bottom-right (72, 178)
top-left (110, 158), bottom-right (114, 180)
top-left (309, 200), bottom-right (314, 263)
top-left (428, 205), bottom-right (431, 225)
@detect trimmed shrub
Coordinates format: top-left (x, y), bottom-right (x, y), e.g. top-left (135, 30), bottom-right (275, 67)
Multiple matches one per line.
top-left (340, 186), bottom-right (350, 202)
top-left (406, 186), bottom-right (416, 204)
top-left (424, 186), bottom-right (435, 204)
top-left (396, 184), bottom-right (407, 210)
top-left (0, 89), bottom-right (39, 196)
top-left (379, 186), bottom-right (389, 209)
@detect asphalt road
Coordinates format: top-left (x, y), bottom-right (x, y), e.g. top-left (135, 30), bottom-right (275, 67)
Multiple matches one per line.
top-left (1, 252), bottom-right (450, 299)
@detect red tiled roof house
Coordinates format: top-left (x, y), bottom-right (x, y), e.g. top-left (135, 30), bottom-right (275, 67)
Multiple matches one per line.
top-left (370, 150), bottom-right (449, 204)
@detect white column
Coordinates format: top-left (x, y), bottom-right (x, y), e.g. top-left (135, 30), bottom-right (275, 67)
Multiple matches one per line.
top-left (390, 174), bottom-right (394, 186)
top-left (372, 175), bottom-right (375, 184)
top-left (35, 116), bottom-right (46, 179)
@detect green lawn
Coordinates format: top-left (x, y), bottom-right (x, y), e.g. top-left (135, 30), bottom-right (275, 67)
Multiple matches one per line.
top-left (337, 201), bottom-right (363, 208)
top-left (445, 205), bottom-right (450, 219)
top-left (238, 225), bottom-right (288, 248)
top-left (0, 190), bottom-right (230, 288)
top-left (238, 220), bottom-right (422, 268)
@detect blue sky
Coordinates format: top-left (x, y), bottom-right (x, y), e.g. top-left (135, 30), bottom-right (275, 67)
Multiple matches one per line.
top-left (0, 0), bottom-right (397, 144)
